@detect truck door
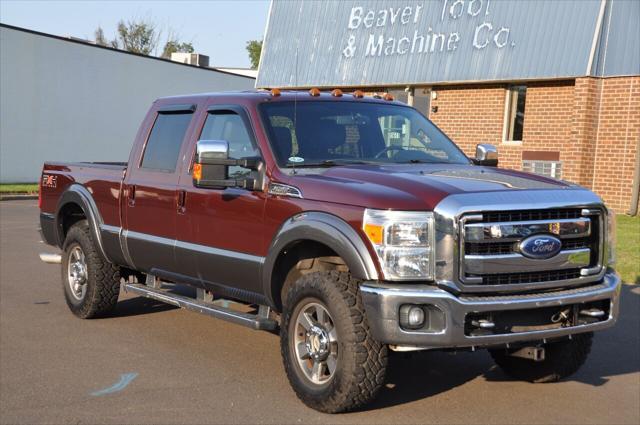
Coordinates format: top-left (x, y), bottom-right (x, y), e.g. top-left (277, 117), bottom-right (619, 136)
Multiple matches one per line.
top-left (175, 104), bottom-right (267, 301)
top-left (123, 103), bottom-right (198, 275)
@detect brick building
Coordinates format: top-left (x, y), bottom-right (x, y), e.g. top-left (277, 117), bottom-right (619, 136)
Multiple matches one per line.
top-left (423, 77), bottom-right (640, 212)
top-left (257, 0), bottom-right (640, 213)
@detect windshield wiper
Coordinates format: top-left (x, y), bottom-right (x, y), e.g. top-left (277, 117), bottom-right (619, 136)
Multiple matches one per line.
top-left (285, 159), bottom-right (373, 168)
top-left (396, 159), bottom-right (449, 164)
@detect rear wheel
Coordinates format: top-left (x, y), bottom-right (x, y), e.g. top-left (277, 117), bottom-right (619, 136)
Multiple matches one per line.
top-left (61, 220), bottom-right (121, 318)
top-left (489, 333), bottom-right (593, 383)
top-left (280, 271), bottom-right (387, 413)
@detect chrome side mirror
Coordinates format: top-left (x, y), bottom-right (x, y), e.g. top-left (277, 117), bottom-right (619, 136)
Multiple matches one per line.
top-left (193, 140), bottom-right (262, 190)
top-left (474, 143), bottom-right (498, 167)
top-left (196, 140), bottom-right (229, 164)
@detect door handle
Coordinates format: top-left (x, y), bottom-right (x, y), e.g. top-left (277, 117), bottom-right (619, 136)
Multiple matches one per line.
top-left (177, 190), bottom-right (186, 212)
top-left (128, 185), bottom-right (136, 206)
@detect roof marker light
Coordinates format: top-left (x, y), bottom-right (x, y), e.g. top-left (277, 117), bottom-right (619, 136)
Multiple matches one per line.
top-left (309, 88), bottom-right (321, 97)
top-left (270, 88), bottom-right (281, 97)
top-left (353, 90), bottom-right (364, 98)
top-left (331, 89), bottom-right (343, 97)
top-left (383, 93), bottom-right (395, 101)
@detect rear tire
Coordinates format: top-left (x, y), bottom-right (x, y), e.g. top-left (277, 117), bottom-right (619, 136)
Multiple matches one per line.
top-left (61, 220), bottom-right (120, 319)
top-left (489, 333), bottom-right (593, 383)
top-left (280, 271), bottom-right (388, 413)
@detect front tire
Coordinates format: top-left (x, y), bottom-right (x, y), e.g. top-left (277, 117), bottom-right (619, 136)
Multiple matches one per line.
top-left (61, 220), bottom-right (121, 319)
top-left (489, 333), bottom-right (593, 383)
top-left (280, 271), bottom-right (388, 413)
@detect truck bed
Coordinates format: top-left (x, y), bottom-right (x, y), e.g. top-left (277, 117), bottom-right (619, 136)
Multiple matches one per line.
top-left (40, 161), bottom-right (127, 229)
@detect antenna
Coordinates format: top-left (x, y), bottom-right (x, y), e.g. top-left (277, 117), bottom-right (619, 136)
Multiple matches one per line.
top-left (292, 44), bottom-right (299, 174)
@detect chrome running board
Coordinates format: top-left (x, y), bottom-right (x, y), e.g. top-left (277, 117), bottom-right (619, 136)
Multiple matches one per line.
top-left (123, 283), bottom-right (277, 331)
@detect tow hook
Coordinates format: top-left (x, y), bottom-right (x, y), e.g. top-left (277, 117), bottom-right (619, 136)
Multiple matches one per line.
top-left (551, 308), bottom-right (572, 327)
top-left (509, 346), bottom-right (545, 362)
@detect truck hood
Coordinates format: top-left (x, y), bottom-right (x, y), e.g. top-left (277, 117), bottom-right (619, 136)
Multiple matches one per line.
top-left (284, 163), bottom-right (580, 210)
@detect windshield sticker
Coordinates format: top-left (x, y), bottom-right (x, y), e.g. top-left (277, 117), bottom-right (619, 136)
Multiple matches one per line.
top-left (288, 156), bottom-right (305, 163)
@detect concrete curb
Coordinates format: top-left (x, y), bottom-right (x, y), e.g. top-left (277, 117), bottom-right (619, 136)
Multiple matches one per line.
top-left (0, 194), bottom-right (38, 201)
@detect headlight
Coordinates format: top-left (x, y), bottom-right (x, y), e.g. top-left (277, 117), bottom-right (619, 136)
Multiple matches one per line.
top-left (606, 207), bottom-right (616, 266)
top-left (363, 209), bottom-right (435, 280)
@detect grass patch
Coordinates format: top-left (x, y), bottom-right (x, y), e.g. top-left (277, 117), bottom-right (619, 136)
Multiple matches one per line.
top-left (616, 214), bottom-right (640, 284)
top-left (0, 183), bottom-right (39, 194)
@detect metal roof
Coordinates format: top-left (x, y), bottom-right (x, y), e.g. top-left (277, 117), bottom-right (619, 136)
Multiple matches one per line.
top-left (257, 0), bottom-right (640, 88)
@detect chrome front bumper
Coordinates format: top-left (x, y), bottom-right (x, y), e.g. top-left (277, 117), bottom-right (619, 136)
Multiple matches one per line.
top-left (360, 272), bottom-right (621, 349)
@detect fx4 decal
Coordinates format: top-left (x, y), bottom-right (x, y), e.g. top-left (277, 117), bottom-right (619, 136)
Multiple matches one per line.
top-left (42, 174), bottom-right (57, 188)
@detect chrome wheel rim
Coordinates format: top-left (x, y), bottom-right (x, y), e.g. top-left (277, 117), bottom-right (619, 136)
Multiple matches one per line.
top-left (67, 245), bottom-right (88, 300)
top-left (292, 301), bottom-right (338, 385)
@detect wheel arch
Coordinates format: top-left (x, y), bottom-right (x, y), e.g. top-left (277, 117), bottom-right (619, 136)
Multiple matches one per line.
top-left (263, 212), bottom-right (378, 310)
top-left (55, 184), bottom-right (110, 261)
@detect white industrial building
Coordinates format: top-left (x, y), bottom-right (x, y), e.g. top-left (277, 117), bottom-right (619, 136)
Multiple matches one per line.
top-left (0, 24), bottom-right (256, 182)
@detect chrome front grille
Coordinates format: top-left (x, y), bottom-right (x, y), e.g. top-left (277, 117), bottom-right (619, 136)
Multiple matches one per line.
top-left (458, 208), bottom-right (604, 292)
top-left (482, 208), bottom-right (582, 222)
top-left (465, 237), bottom-right (591, 255)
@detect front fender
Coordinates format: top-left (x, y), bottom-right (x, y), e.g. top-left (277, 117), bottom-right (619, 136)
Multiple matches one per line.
top-left (262, 211), bottom-right (379, 306)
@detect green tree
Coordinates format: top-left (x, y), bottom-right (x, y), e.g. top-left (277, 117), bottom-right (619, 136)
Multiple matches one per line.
top-left (110, 18), bottom-right (160, 55)
top-left (161, 40), bottom-right (195, 59)
top-left (246, 39), bottom-right (263, 69)
top-left (93, 19), bottom-right (197, 59)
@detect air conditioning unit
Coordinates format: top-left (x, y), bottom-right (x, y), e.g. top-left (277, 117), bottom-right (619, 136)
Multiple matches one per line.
top-left (170, 53), bottom-right (210, 67)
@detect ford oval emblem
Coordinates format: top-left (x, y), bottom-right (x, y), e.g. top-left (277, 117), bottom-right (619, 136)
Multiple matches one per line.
top-left (519, 235), bottom-right (562, 259)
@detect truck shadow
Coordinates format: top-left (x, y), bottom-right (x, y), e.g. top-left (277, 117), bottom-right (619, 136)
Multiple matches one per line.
top-left (109, 284), bottom-right (198, 318)
top-left (110, 296), bottom-right (178, 318)
top-left (365, 284), bottom-right (639, 411)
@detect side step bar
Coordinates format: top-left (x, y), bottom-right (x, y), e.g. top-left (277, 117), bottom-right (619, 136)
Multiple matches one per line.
top-left (122, 283), bottom-right (277, 331)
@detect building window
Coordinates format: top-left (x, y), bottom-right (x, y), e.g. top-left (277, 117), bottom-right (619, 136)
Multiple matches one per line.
top-left (522, 160), bottom-right (562, 179)
top-left (412, 88), bottom-right (431, 118)
top-left (503, 85), bottom-right (527, 142)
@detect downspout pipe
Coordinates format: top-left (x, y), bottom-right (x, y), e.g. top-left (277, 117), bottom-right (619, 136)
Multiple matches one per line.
top-left (629, 136), bottom-right (640, 216)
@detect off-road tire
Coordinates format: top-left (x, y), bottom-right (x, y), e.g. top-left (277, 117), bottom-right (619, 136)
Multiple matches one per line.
top-left (280, 271), bottom-right (388, 413)
top-left (61, 220), bottom-right (120, 318)
top-left (489, 333), bottom-right (593, 383)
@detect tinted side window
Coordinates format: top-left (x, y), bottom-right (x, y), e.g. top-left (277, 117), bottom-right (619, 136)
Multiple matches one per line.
top-left (200, 111), bottom-right (259, 177)
top-left (141, 112), bottom-right (193, 171)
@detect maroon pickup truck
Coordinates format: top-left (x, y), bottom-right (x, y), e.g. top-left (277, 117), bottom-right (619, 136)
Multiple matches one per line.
top-left (39, 90), bottom-right (620, 413)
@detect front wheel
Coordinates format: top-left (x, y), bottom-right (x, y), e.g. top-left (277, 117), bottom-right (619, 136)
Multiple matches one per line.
top-left (280, 271), bottom-right (388, 413)
top-left (489, 333), bottom-right (593, 383)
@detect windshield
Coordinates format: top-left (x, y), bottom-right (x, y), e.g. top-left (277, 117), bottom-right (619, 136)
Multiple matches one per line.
top-left (260, 101), bottom-right (470, 167)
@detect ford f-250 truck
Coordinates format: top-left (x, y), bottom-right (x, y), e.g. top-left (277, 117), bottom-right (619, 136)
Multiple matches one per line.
top-left (39, 89), bottom-right (620, 413)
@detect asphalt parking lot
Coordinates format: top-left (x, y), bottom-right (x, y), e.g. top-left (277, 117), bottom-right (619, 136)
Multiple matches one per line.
top-left (1, 199), bottom-right (638, 424)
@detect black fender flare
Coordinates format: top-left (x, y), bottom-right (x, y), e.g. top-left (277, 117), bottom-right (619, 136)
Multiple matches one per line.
top-left (55, 184), bottom-right (111, 261)
top-left (262, 211), bottom-right (379, 307)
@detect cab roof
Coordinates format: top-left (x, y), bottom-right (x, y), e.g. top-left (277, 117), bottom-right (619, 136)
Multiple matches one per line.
top-left (157, 89), bottom-right (405, 106)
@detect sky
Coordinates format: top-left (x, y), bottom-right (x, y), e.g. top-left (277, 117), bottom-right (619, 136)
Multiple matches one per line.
top-left (0, 0), bottom-right (270, 67)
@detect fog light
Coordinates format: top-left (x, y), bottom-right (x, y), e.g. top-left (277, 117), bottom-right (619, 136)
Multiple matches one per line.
top-left (399, 305), bottom-right (425, 329)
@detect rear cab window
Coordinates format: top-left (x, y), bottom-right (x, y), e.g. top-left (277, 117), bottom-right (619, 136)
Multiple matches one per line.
top-left (141, 107), bottom-right (195, 172)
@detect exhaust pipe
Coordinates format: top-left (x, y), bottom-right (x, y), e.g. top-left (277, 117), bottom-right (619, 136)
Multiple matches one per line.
top-left (39, 253), bottom-right (61, 264)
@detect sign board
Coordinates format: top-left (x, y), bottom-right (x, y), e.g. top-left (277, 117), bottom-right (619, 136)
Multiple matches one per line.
top-left (257, 0), bottom-right (613, 88)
